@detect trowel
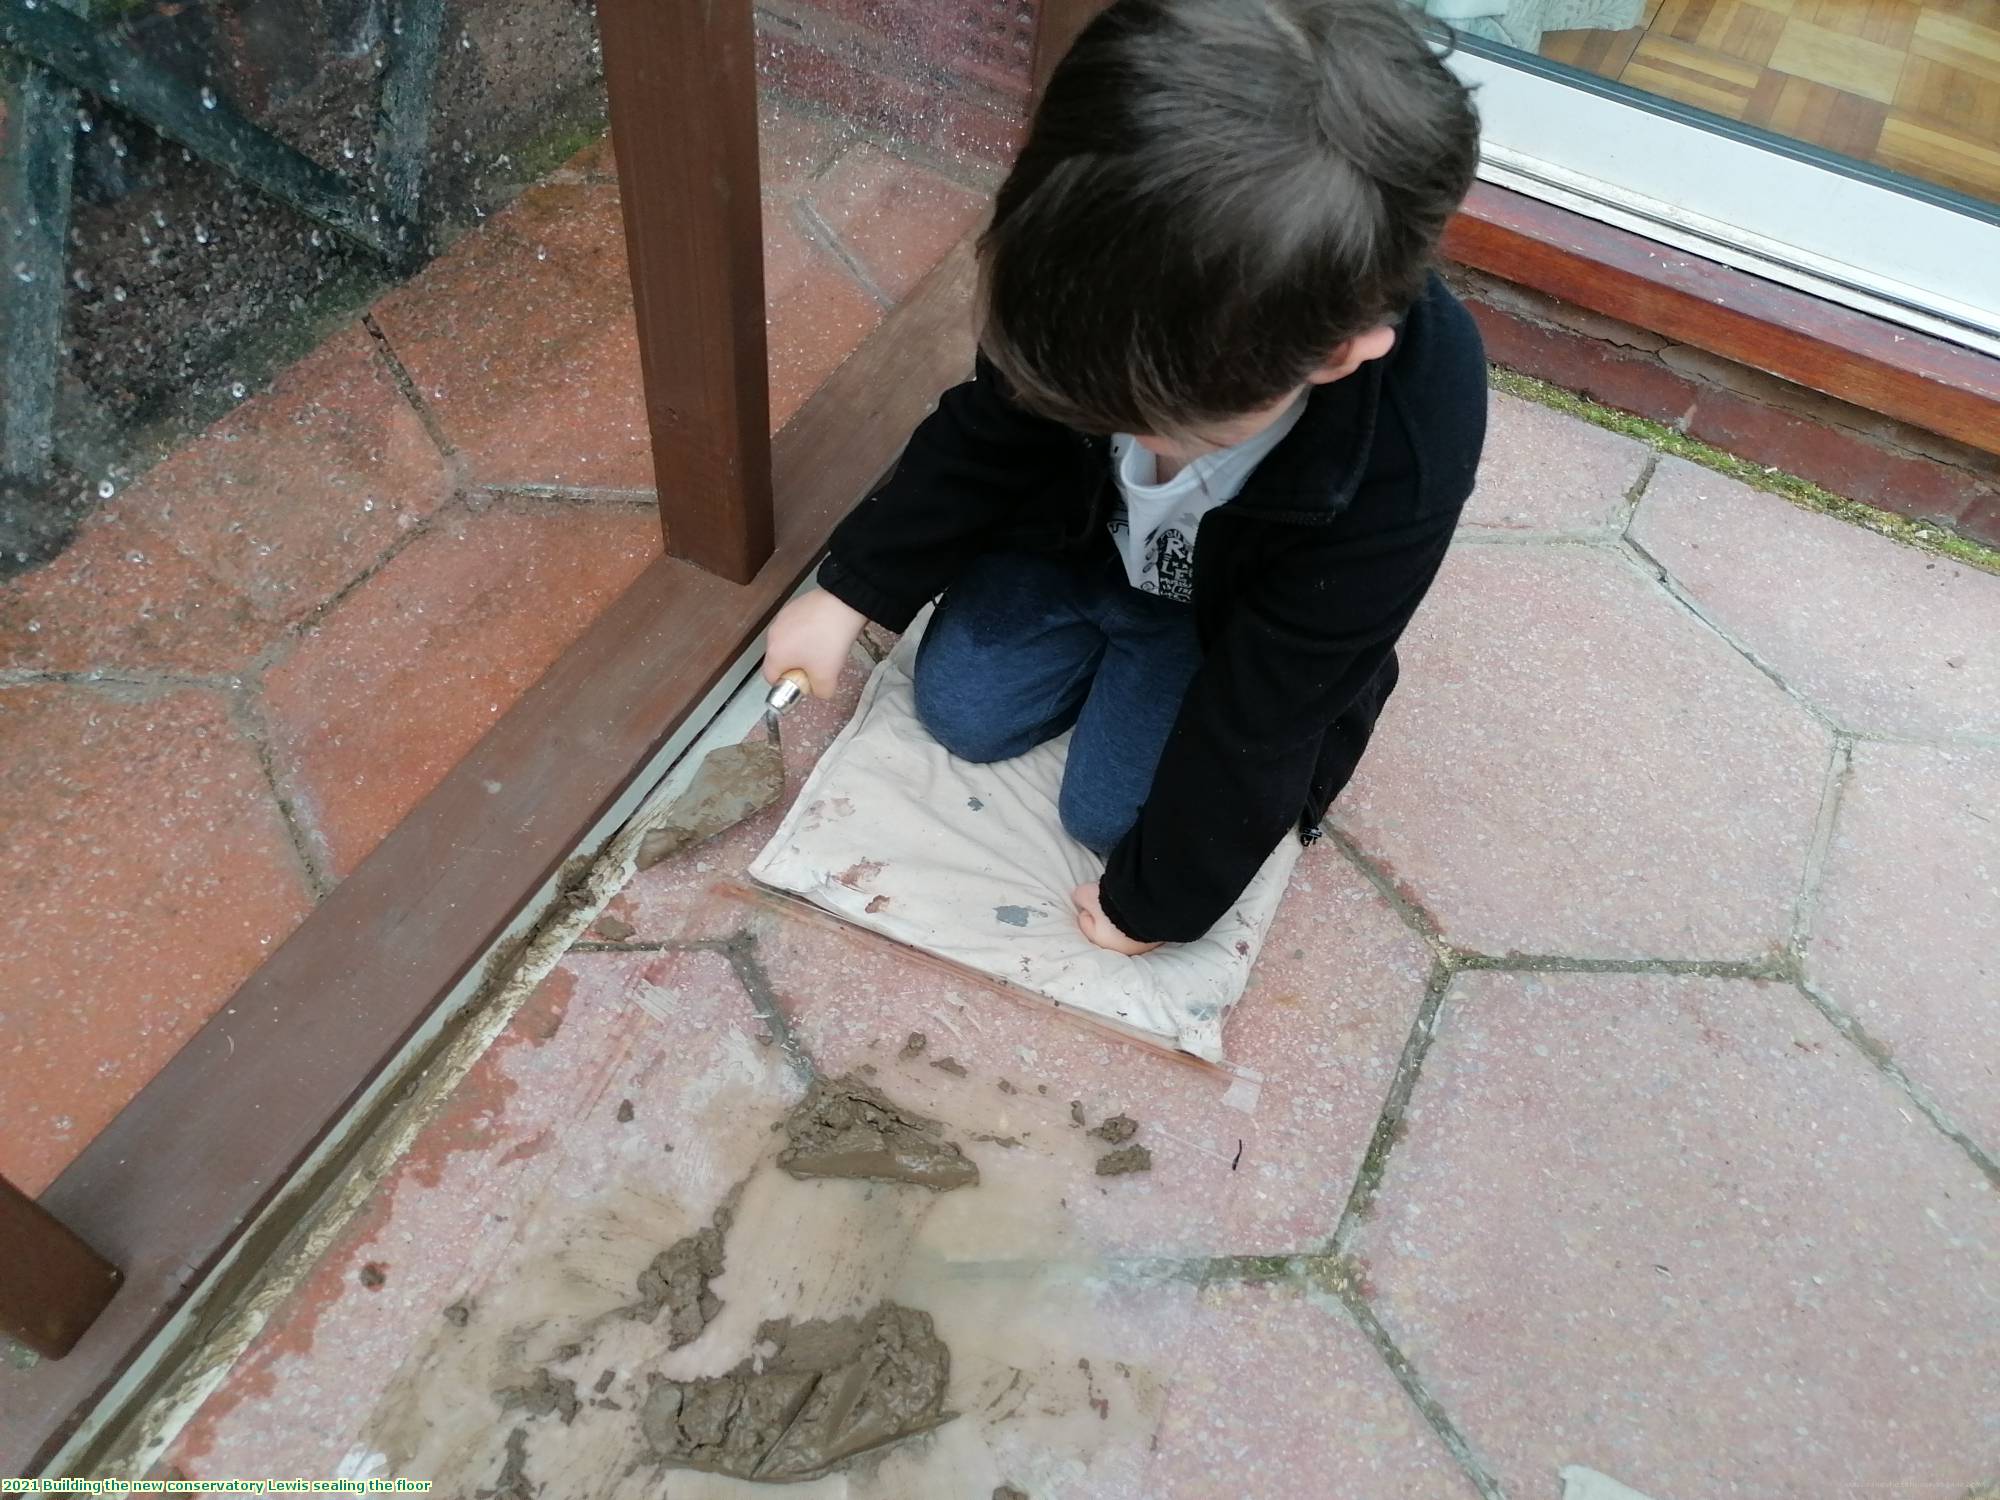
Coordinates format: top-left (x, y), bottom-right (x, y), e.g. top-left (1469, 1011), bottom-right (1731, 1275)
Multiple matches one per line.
top-left (636, 668), bottom-right (809, 869)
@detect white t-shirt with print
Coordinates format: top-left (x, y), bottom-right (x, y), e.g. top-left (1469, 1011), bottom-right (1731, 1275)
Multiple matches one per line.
top-left (1107, 392), bottom-right (1308, 602)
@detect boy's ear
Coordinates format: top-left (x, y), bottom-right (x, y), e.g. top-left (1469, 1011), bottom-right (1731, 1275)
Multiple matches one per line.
top-left (1306, 325), bottom-right (1397, 384)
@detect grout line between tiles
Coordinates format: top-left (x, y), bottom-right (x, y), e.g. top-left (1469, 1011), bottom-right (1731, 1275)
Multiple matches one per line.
top-left (1321, 1269), bottom-right (1509, 1500)
top-left (1793, 977), bottom-right (2000, 1190)
top-left (1618, 532), bottom-right (1845, 734)
top-left (717, 930), bottom-right (817, 1084)
top-left (790, 198), bottom-right (897, 310)
top-left (1613, 450), bottom-right (1662, 536)
top-left (1329, 958), bottom-right (1457, 1256)
top-left (0, 666), bottom-right (237, 694)
top-left (1451, 951), bottom-right (1793, 979)
top-left (1845, 727), bottom-right (2000, 750)
top-left (247, 490), bottom-right (467, 677)
top-left (1787, 733), bottom-right (1853, 964)
top-left (360, 310), bottom-right (457, 459)
top-left (227, 685), bottom-right (334, 899)
top-left (1322, 825), bottom-right (1450, 957)
top-left (473, 483), bottom-right (659, 509)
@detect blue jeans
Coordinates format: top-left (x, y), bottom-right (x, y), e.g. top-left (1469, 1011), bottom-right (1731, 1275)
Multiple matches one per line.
top-left (913, 552), bottom-right (1204, 854)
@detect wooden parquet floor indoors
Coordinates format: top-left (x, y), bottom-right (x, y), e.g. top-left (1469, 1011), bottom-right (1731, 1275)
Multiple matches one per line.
top-left (1541, 0), bottom-right (2000, 203)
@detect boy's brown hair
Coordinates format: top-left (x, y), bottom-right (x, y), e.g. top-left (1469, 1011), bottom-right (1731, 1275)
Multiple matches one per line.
top-left (978, 0), bottom-right (1480, 438)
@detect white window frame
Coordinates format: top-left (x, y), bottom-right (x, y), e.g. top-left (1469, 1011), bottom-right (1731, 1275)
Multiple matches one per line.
top-left (1443, 36), bottom-right (2000, 359)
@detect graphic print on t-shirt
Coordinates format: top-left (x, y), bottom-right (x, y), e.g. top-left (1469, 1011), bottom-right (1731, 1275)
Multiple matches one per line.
top-left (1108, 392), bottom-right (1308, 602)
top-left (1153, 527), bottom-right (1195, 602)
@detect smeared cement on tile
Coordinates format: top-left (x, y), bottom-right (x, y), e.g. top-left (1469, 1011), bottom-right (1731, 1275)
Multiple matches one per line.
top-left (636, 742), bottom-right (786, 870)
top-left (641, 1302), bottom-right (952, 1481)
top-left (345, 1054), bottom-right (1170, 1498)
top-left (777, 1074), bottom-right (979, 1192)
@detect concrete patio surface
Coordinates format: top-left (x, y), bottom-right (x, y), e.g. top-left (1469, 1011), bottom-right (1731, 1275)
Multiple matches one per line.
top-left (136, 393), bottom-right (2000, 1498)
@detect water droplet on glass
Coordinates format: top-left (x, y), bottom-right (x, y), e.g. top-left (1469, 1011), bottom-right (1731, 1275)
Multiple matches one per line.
top-left (200, 86), bottom-right (218, 109)
top-left (230, 382), bottom-right (246, 399)
top-left (97, 479), bottom-right (115, 499)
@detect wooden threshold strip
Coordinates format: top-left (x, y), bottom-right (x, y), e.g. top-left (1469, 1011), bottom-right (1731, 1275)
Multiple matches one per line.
top-left (0, 240), bottom-right (978, 1475)
top-left (1445, 181), bottom-right (2000, 456)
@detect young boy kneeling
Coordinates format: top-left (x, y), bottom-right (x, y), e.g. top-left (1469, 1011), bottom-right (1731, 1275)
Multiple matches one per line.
top-left (766, 0), bottom-right (1487, 956)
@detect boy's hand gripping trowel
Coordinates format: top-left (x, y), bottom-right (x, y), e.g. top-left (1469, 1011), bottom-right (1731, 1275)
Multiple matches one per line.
top-left (636, 669), bottom-right (809, 869)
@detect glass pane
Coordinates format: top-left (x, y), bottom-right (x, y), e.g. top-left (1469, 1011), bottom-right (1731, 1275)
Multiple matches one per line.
top-left (752, 0), bottom-right (1021, 423)
top-left (0, 0), bottom-right (622, 1193)
top-left (1417, 0), bottom-right (2000, 213)
top-left (0, 0), bottom-right (1010, 1195)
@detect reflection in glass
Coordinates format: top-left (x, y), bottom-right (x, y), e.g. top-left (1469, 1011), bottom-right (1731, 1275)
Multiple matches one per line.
top-left (1422, 0), bottom-right (2000, 210)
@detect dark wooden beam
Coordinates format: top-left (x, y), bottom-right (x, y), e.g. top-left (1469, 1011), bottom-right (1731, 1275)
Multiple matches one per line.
top-left (0, 49), bottom-right (75, 484)
top-left (1445, 181), bottom-right (2000, 457)
top-left (370, 0), bottom-right (446, 267)
top-left (0, 241), bottom-right (978, 1475)
top-left (0, 1178), bottom-right (120, 1361)
top-left (0, 0), bottom-right (404, 256)
top-left (598, 0), bottom-right (773, 584)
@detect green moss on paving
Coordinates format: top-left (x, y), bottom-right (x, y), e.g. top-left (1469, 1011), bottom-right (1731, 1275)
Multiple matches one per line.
top-left (1489, 366), bottom-right (2000, 577)
top-left (509, 110), bottom-right (610, 184)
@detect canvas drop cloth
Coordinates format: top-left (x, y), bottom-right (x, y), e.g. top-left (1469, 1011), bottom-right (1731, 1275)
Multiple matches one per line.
top-left (749, 608), bottom-right (1302, 1061)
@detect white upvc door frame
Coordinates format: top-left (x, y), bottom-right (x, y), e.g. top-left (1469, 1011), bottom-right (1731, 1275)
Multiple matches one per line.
top-left (1444, 33), bottom-right (2000, 358)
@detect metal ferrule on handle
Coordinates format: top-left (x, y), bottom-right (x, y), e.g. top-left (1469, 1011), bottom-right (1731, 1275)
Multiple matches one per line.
top-left (767, 668), bottom-right (809, 715)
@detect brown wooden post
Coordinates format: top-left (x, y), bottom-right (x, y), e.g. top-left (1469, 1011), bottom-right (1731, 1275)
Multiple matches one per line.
top-left (1032, 0), bottom-right (1110, 100)
top-left (597, 0), bottom-right (774, 584)
top-left (0, 1176), bottom-right (121, 1360)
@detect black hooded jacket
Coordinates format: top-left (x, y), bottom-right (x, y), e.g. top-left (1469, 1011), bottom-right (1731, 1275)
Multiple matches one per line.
top-left (817, 273), bottom-right (1487, 942)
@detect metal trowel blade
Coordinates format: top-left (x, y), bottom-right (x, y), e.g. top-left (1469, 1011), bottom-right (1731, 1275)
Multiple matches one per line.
top-left (635, 739), bottom-right (786, 869)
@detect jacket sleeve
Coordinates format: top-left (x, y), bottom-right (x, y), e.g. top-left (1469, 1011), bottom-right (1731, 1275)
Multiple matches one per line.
top-left (817, 353), bottom-right (1082, 631)
top-left (1096, 496), bottom-right (1459, 945)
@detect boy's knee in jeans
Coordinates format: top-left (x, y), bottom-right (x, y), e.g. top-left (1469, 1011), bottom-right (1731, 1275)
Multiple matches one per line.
top-left (1058, 777), bottom-right (1135, 857)
top-left (913, 662), bottom-right (1026, 765)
